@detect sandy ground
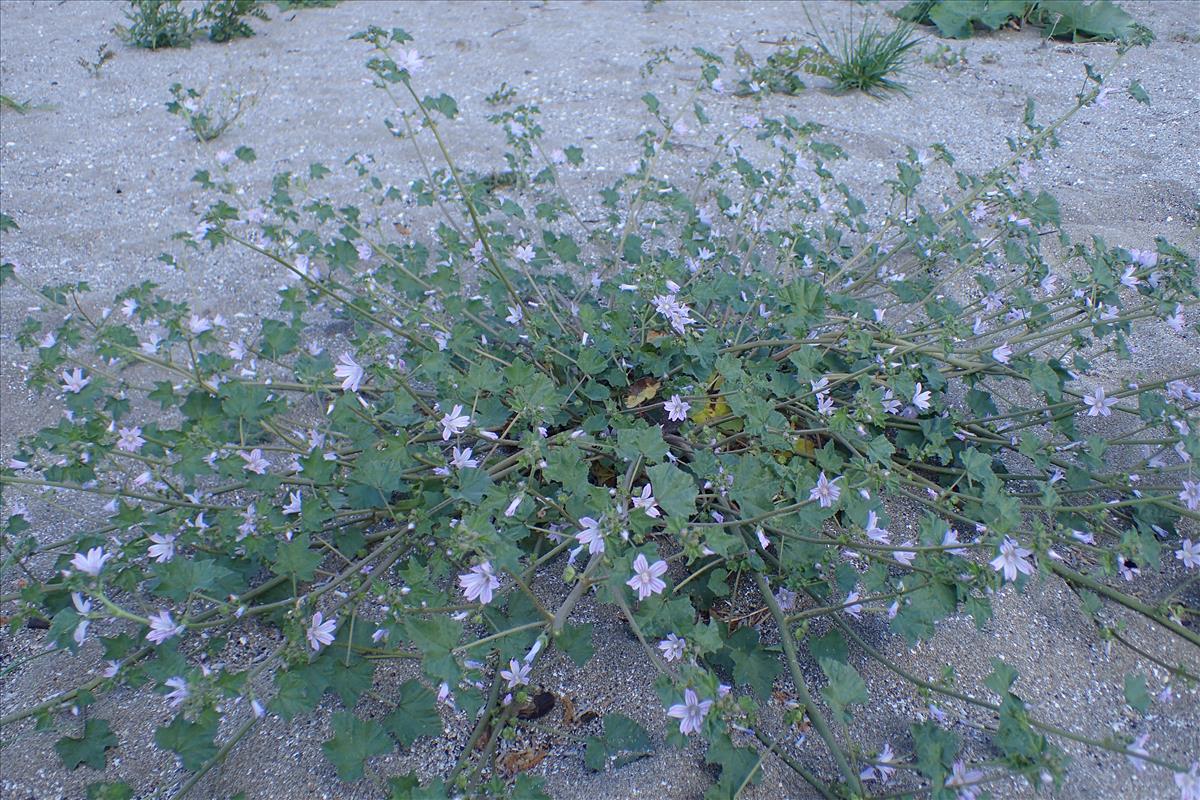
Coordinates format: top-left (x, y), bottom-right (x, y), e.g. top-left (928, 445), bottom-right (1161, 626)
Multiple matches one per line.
top-left (1, 1), bottom-right (1198, 798)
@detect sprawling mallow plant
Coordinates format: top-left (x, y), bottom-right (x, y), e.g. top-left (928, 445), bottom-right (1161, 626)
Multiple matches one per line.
top-left (3, 24), bottom-right (1198, 800)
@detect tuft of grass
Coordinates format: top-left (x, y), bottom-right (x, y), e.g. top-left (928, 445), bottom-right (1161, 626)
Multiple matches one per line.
top-left (814, 20), bottom-right (922, 97)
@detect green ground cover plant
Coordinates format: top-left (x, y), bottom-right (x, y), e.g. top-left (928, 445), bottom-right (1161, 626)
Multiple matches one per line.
top-left (897, 0), bottom-right (1151, 43)
top-left (2, 21), bottom-right (1198, 800)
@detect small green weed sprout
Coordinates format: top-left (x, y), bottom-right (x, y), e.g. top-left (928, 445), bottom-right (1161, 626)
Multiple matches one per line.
top-left (812, 19), bottom-right (922, 97)
top-left (201, 0), bottom-right (270, 43)
top-left (166, 83), bottom-right (255, 142)
top-left (923, 41), bottom-right (968, 69)
top-left (116, 0), bottom-right (197, 50)
top-left (78, 43), bottom-right (116, 77)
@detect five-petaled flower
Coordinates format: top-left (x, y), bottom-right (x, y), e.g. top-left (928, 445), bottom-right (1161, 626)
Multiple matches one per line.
top-left (439, 404), bottom-right (471, 440)
top-left (809, 471), bottom-right (841, 508)
top-left (860, 742), bottom-right (898, 784)
top-left (147, 533), bottom-right (176, 563)
top-left (990, 537), bottom-right (1035, 583)
top-left (664, 394), bottom-right (690, 422)
top-left (61, 368), bottom-right (90, 394)
top-left (576, 517), bottom-right (605, 555)
top-left (450, 446), bottom-right (478, 470)
top-left (865, 510), bottom-right (890, 543)
top-left (306, 611), bottom-right (337, 651)
top-left (657, 633), bottom-right (686, 662)
top-left (1176, 538), bottom-right (1199, 570)
top-left (911, 383), bottom-right (932, 411)
top-left (626, 553), bottom-right (668, 601)
top-left (146, 609), bottom-right (184, 645)
top-left (116, 426), bottom-right (145, 453)
top-left (164, 676), bottom-right (189, 707)
top-left (240, 448), bottom-right (269, 475)
top-left (632, 484), bottom-right (661, 518)
top-left (1179, 481), bottom-right (1200, 512)
top-left (945, 760), bottom-right (985, 799)
top-left (459, 561), bottom-right (501, 605)
top-left (70, 547), bottom-right (112, 577)
top-left (1083, 385), bottom-right (1118, 417)
top-left (667, 688), bottom-right (712, 735)
top-left (335, 353), bottom-right (364, 393)
top-left (499, 658), bottom-right (532, 689)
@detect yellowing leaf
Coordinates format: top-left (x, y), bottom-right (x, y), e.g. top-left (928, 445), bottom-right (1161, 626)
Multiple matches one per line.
top-left (624, 377), bottom-right (661, 408)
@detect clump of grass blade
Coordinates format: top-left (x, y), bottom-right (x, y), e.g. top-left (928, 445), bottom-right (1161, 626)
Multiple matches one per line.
top-left (816, 20), bottom-right (921, 97)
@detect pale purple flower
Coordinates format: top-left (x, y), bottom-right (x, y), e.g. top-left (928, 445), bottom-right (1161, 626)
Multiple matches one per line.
top-left (991, 343), bottom-right (1012, 364)
top-left (990, 538), bottom-right (1035, 583)
top-left (941, 528), bottom-right (969, 557)
top-left (1176, 538), bottom-right (1199, 570)
top-left (881, 389), bottom-right (901, 415)
top-left (164, 676), bottom-right (189, 707)
top-left (459, 561), bottom-right (500, 605)
top-left (1126, 733), bottom-right (1150, 772)
top-left (116, 426), bottom-right (145, 453)
top-left (335, 353), bottom-right (364, 393)
top-left (306, 611), bottom-right (337, 651)
top-left (652, 293), bottom-right (695, 334)
top-left (911, 383), bottom-right (932, 411)
top-left (658, 633), bottom-right (686, 662)
top-left (146, 610), bottom-right (184, 645)
top-left (1119, 556), bottom-right (1140, 582)
top-left (355, 240), bottom-right (373, 261)
top-left (860, 741), bottom-right (898, 784)
top-left (282, 490), bottom-right (303, 515)
top-left (664, 394), bottom-right (690, 422)
top-left (893, 543), bottom-right (916, 567)
top-left (147, 533), bottom-right (176, 563)
top-left (575, 517), bottom-right (605, 555)
top-left (188, 314), bottom-right (212, 335)
top-left (1120, 265), bottom-right (1140, 288)
top-left (500, 658), bottom-right (532, 689)
top-left (1083, 386), bottom-right (1118, 417)
top-left (61, 368), bottom-right (90, 394)
top-left (1179, 481), bottom-right (1200, 511)
top-left (240, 448), bottom-right (269, 475)
top-left (667, 688), bottom-right (712, 735)
top-left (843, 591), bottom-right (863, 619)
top-left (632, 484), bottom-right (661, 518)
top-left (626, 553), bottom-right (668, 601)
top-left (450, 446), bottom-right (478, 470)
top-left (396, 48), bottom-right (425, 74)
top-left (514, 244), bottom-right (535, 264)
top-left (504, 495), bottom-right (523, 518)
top-left (865, 510), bottom-right (890, 543)
top-left (1166, 306), bottom-right (1186, 334)
top-left (70, 547), bottom-right (112, 577)
top-left (505, 304), bottom-right (524, 325)
top-left (945, 760), bottom-right (985, 799)
top-left (71, 592), bottom-right (92, 646)
top-left (1176, 763), bottom-right (1200, 800)
top-left (439, 404), bottom-right (471, 440)
top-left (809, 472), bottom-right (841, 508)
top-left (1070, 529), bottom-right (1096, 545)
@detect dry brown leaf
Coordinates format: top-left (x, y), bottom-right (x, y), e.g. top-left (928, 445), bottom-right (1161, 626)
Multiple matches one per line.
top-left (560, 694), bottom-right (577, 725)
top-left (499, 745), bottom-right (549, 776)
